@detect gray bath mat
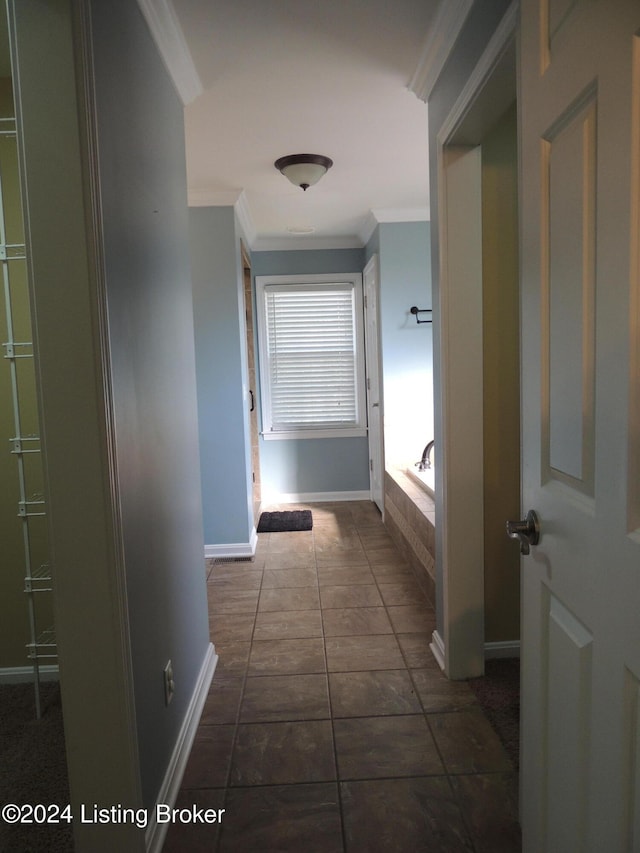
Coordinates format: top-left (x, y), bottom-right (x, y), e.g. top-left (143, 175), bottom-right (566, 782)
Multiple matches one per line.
top-left (257, 510), bottom-right (313, 533)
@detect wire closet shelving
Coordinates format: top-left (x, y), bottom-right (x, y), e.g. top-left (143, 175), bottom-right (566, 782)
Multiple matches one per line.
top-left (1, 114), bottom-right (56, 719)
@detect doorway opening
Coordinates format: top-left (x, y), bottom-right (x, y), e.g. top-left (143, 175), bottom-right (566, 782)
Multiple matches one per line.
top-left (434, 27), bottom-right (520, 680)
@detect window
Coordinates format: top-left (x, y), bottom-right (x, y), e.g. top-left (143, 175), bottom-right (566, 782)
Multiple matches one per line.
top-left (256, 273), bottom-right (366, 440)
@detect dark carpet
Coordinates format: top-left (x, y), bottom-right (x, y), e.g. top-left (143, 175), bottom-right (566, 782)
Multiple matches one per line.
top-left (469, 657), bottom-right (520, 770)
top-left (0, 682), bottom-right (72, 852)
top-left (257, 509), bottom-right (313, 533)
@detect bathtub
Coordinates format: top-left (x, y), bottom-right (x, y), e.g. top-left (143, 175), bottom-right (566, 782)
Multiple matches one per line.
top-left (405, 465), bottom-right (435, 497)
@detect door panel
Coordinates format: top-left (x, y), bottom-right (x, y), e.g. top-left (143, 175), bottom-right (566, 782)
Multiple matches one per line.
top-left (520, 1), bottom-right (640, 850)
top-left (544, 95), bottom-right (596, 490)
top-left (545, 594), bottom-right (592, 852)
top-left (548, 0), bottom-right (578, 38)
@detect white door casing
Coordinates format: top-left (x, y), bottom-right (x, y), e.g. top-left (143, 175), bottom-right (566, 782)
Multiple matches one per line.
top-left (519, 1), bottom-right (640, 850)
top-left (437, 145), bottom-right (485, 679)
top-left (433, 2), bottom-right (518, 680)
top-left (8, 2), bottom-right (145, 849)
top-left (363, 255), bottom-right (384, 513)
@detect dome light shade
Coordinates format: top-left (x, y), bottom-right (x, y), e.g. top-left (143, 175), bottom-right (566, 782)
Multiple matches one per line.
top-left (274, 154), bottom-right (333, 191)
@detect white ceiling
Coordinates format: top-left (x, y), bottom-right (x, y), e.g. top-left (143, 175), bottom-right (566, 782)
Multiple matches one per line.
top-left (170, 0), bottom-right (440, 249)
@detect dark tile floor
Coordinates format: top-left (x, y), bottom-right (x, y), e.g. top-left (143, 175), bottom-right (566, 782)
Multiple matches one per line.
top-left (162, 501), bottom-right (521, 852)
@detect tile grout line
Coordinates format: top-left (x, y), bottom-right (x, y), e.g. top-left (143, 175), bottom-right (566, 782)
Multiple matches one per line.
top-left (355, 515), bottom-right (481, 853)
top-left (314, 512), bottom-right (350, 853)
top-left (191, 503), bottom-right (516, 853)
top-left (214, 531), bottom-right (270, 853)
top-left (354, 511), bottom-right (481, 852)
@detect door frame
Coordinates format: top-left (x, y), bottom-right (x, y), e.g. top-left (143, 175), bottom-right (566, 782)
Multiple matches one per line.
top-left (363, 254), bottom-right (384, 514)
top-left (431, 1), bottom-right (519, 679)
top-left (8, 2), bottom-right (145, 849)
top-left (240, 240), bottom-right (261, 524)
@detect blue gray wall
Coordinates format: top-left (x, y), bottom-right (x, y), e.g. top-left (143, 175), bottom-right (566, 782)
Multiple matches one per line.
top-left (91, 0), bottom-right (210, 810)
top-left (251, 248), bottom-right (370, 498)
top-left (367, 222), bottom-right (433, 466)
top-left (191, 225), bottom-right (432, 506)
top-left (189, 206), bottom-right (254, 547)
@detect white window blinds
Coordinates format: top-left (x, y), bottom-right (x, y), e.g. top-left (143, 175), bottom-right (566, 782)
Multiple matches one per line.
top-left (256, 275), bottom-right (366, 439)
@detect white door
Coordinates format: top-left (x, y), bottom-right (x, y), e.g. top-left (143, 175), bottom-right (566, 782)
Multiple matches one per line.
top-left (519, 2), bottom-right (640, 850)
top-left (363, 255), bottom-right (384, 512)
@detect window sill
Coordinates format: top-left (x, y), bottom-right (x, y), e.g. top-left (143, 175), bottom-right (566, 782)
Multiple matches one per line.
top-left (261, 427), bottom-right (367, 441)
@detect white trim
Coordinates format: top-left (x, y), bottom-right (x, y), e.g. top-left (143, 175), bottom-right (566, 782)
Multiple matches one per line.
top-left (408, 0), bottom-right (474, 102)
top-left (358, 208), bottom-right (430, 247)
top-left (0, 665), bottom-right (59, 684)
top-left (188, 205), bottom-right (427, 253)
top-left (437, 143), bottom-right (485, 680)
top-left (204, 528), bottom-right (257, 560)
top-left (430, 629), bottom-right (446, 670)
top-left (371, 207), bottom-right (430, 224)
top-left (262, 490), bottom-right (371, 504)
top-left (145, 643), bottom-right (217, 853)
top-left (430, 633), bottom-right (520, 673)
top-left (436, 1), bottom-right (519, 147)
top-left (136, 0), bottom-right (203, 105)
top-left (234, 191), bottom-right (257, 248)
top-left (485, 640), bottom-right (520, 659)
top-left (363, 254), bottom-right (385, 514)
top-left (262, 427), bottom-right (367, 441)
top-left (256, 273), bottom-right (367, 438)
top-left (358, 212), bottom-right (379, 246)
top-left (434, 0), bottom-right (519, 683)
top-left (251, 235), bottom-right (364, 252)
top-left (12, 2), bottom-right (144, 840)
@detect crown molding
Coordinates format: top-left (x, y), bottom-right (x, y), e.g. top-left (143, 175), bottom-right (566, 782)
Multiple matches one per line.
top-left (358, 207), bottom-right (430, 246)
top-left (252, 235), bottom-right (364, 253)
top-left (186, 197), bottom-right (429, 251)
top-left (372, 207), bottom-right (430, 223)
top-left (136, 0), bottom-right (203, 105)
top-left (408, 0), bottom-right (474, 103)
top-left (358, 211), bottom-right (379, 246)
top-left (234, 191), bottom-right (257, 248)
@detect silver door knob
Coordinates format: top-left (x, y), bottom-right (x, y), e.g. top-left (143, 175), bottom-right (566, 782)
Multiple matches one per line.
top-left (506, 510), bottom-right (540, 555)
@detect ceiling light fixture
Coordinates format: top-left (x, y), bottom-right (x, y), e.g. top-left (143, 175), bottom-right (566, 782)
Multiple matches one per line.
top-left (274, 154), bottom-right (333, 191)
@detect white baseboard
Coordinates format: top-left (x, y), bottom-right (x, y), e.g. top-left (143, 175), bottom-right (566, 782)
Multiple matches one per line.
top-left (430, 630), bottom-right (446, 671)
top-left (429, 632), bottom-right (520, 676)
top-left (0, 665), bottom-right (59, 684)
top-left (262, 490), bottom-right (371, 504)
top-left (204, 527), bottom-right (257, 560)
top-left (484, 640), bottom-right (520, 659)
top-left (145, 642), bottom-right (218, 853)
